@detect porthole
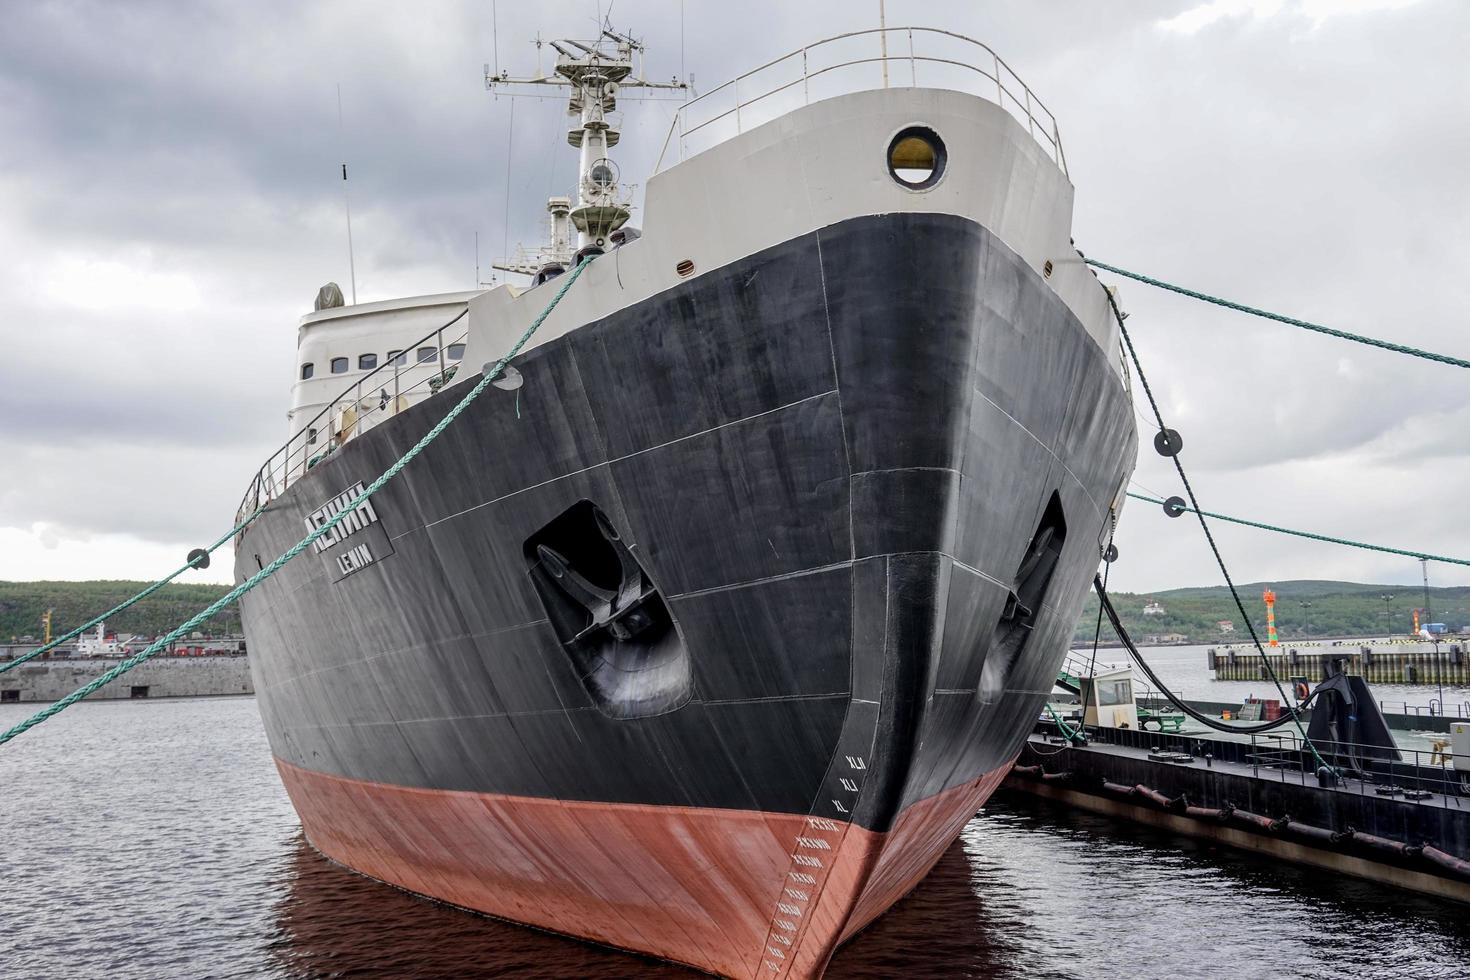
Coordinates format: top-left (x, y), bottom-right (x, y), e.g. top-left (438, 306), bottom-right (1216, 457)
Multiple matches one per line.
top-left (447, 343), bottom-right (465, 361)
top-left (416, 346), bottom-right (436, 363)
top-left (359, 353), bottom-right (378, 370)
top-left (330, 357), bottom-right (348, 374)
top-left (675, 259), bottom-right (695, 278)
top-left (388, 350), bottom-right (406, 366)
top-left (300, 362), bottom-right (314, 380)
top-left (887, 126), bottom-right (946, 190)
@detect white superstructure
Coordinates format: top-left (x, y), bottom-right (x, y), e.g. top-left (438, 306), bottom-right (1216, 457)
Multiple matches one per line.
top-left (74, 623), bottom-right (123, 657)
top-left (287, 290), bottom-right (478, 451)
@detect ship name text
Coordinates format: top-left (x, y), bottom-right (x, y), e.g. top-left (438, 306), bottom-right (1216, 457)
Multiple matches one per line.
top-left (305, 483), bottom-right (380, 554)
top-left (335, 543), bottom-right (377, 576)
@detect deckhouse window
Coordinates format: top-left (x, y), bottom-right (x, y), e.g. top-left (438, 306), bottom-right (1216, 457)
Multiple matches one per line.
top-left (330, 357), bottom-right (349, 374)
top-left (416, 347), bottom-right (436, 363)
top-left (359, 353), bottom-right (378, 370)
top-left (300, 363), bottom-right (314, 380)
top-left (388, 350), bottom-right (406, 366)
top-left (447, 343), bottom-right (465, 361)
top-left (1097, 678), bottom-right (1133, 706)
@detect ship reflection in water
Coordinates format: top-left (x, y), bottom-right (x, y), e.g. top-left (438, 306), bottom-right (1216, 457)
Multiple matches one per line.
top-left (268, 830), bottom-right (999, 979)
top-left (268, 831), bottom-right (690, 978)
top-left (268, 793), bottom-right (1468, 979)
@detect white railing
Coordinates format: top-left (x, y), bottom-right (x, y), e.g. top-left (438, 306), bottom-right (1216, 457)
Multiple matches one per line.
top-left (236, 313), bottom-right (470, 523)
top-left (654, 28), bottom-right (1066, 175)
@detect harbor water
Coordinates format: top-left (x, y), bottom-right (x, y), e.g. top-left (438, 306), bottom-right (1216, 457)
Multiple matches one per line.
top-left (3, 693), bottom-right (1465, 979)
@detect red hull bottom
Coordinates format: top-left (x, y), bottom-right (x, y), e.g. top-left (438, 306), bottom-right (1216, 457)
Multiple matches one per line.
top-left (277, 759), bottom-right (1012, 979)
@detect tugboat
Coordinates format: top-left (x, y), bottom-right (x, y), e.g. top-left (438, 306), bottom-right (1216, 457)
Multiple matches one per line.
top-left (234, 26), bottom-right (1137, 979)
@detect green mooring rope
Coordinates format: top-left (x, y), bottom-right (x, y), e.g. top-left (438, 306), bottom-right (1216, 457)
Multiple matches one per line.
top-left (1086, 259), bottom-right (1470, 371)
top-left (0, 256), bottom-right (594, 748)
top-left (0, 506), bottom-right (267, 676)
top-left (1127, 491), bottom-right (1470, 568)
top-left (1044, 702), bottom-right (1083, 742)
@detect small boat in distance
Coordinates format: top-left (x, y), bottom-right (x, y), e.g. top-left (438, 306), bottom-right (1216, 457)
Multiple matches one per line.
top-left (234, 26), bottom-right (1138, 979)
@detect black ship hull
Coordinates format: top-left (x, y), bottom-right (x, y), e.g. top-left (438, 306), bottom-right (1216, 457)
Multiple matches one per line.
top-left (237, 212), bottom-right (1137, 978)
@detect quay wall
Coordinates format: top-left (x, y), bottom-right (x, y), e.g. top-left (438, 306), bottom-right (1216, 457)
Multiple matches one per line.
top-left (0, 656), bottom-right (253, 702)
top-left (1209, 645), bottom-right (1470, 686)
top-left (1004, 777), bottom-right (1470, 904)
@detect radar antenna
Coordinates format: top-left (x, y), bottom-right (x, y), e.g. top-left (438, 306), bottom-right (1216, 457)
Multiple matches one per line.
top-left (484, 28), bottom-right (687, 264)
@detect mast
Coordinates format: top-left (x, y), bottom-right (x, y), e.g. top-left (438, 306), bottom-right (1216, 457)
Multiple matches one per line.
top-left (485, 28), bottom-right (687, 270)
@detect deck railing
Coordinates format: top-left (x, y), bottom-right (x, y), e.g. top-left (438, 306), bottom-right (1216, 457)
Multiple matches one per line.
top-left (1042, 720), bottom-right (1470, 811)
top-left (235, 310), bottom-right (469, 524)
top-left (654, 28), bottom-right (1066, 175)
top-left (1378, 699), bottom-right (1470, 721)
top-left (1241, 731), bottom-right (1470, 809)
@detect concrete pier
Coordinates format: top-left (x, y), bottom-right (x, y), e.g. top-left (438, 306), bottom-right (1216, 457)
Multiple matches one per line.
top-left (0, 655), bottom-right (253, 702)
top-left (1209, 643), bottom-right (1470, 687)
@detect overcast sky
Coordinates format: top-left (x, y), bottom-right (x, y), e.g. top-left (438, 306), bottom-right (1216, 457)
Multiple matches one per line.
top-left (1, 0), bottom-right (1466, 597)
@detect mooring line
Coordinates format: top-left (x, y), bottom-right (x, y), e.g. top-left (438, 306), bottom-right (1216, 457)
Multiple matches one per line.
top-left (1085, 258), bottom-right (1470, 370)
top-left (1101, 287), bottom-right (1333, 774)
top-left (0, 256), bottom-right (594, 748)
top-left (1125, 490), bottom-right (1470, 568)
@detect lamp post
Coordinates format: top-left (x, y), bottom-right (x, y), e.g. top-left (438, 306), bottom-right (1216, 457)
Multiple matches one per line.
top-left (1299, 600), bottom-right (1312, 637)
top-left (1421, 559), bottom-right (1433, 627)
top-left (1381, 593), bottom-right (1394, 638)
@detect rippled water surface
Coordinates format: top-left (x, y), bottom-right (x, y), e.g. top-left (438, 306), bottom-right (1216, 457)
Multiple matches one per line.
top-left (2, 697), bottom-right (1465, 979)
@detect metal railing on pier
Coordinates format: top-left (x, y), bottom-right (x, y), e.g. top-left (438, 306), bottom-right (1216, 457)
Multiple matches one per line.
top-left (1242, 730), bottom-right (1470, 811)
top-left (1043, 720), bottom-right (1470, 812)
top-left (1376, 699), bottom-right (1470, 721)
top-left (654, 28), bottom-right (1066, 175)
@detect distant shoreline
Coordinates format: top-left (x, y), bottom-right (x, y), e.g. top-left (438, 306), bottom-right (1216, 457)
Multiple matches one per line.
top-left (1076, 633), bottom-right (1464, 651)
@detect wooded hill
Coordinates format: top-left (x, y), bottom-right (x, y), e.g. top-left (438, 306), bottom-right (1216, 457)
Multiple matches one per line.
top-left (4, 578), bottom-right (1466, 649)
top-left (1073, 580), bottom-right (1470, 645)
top-left (0, 581), bottom-right (240, 641)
